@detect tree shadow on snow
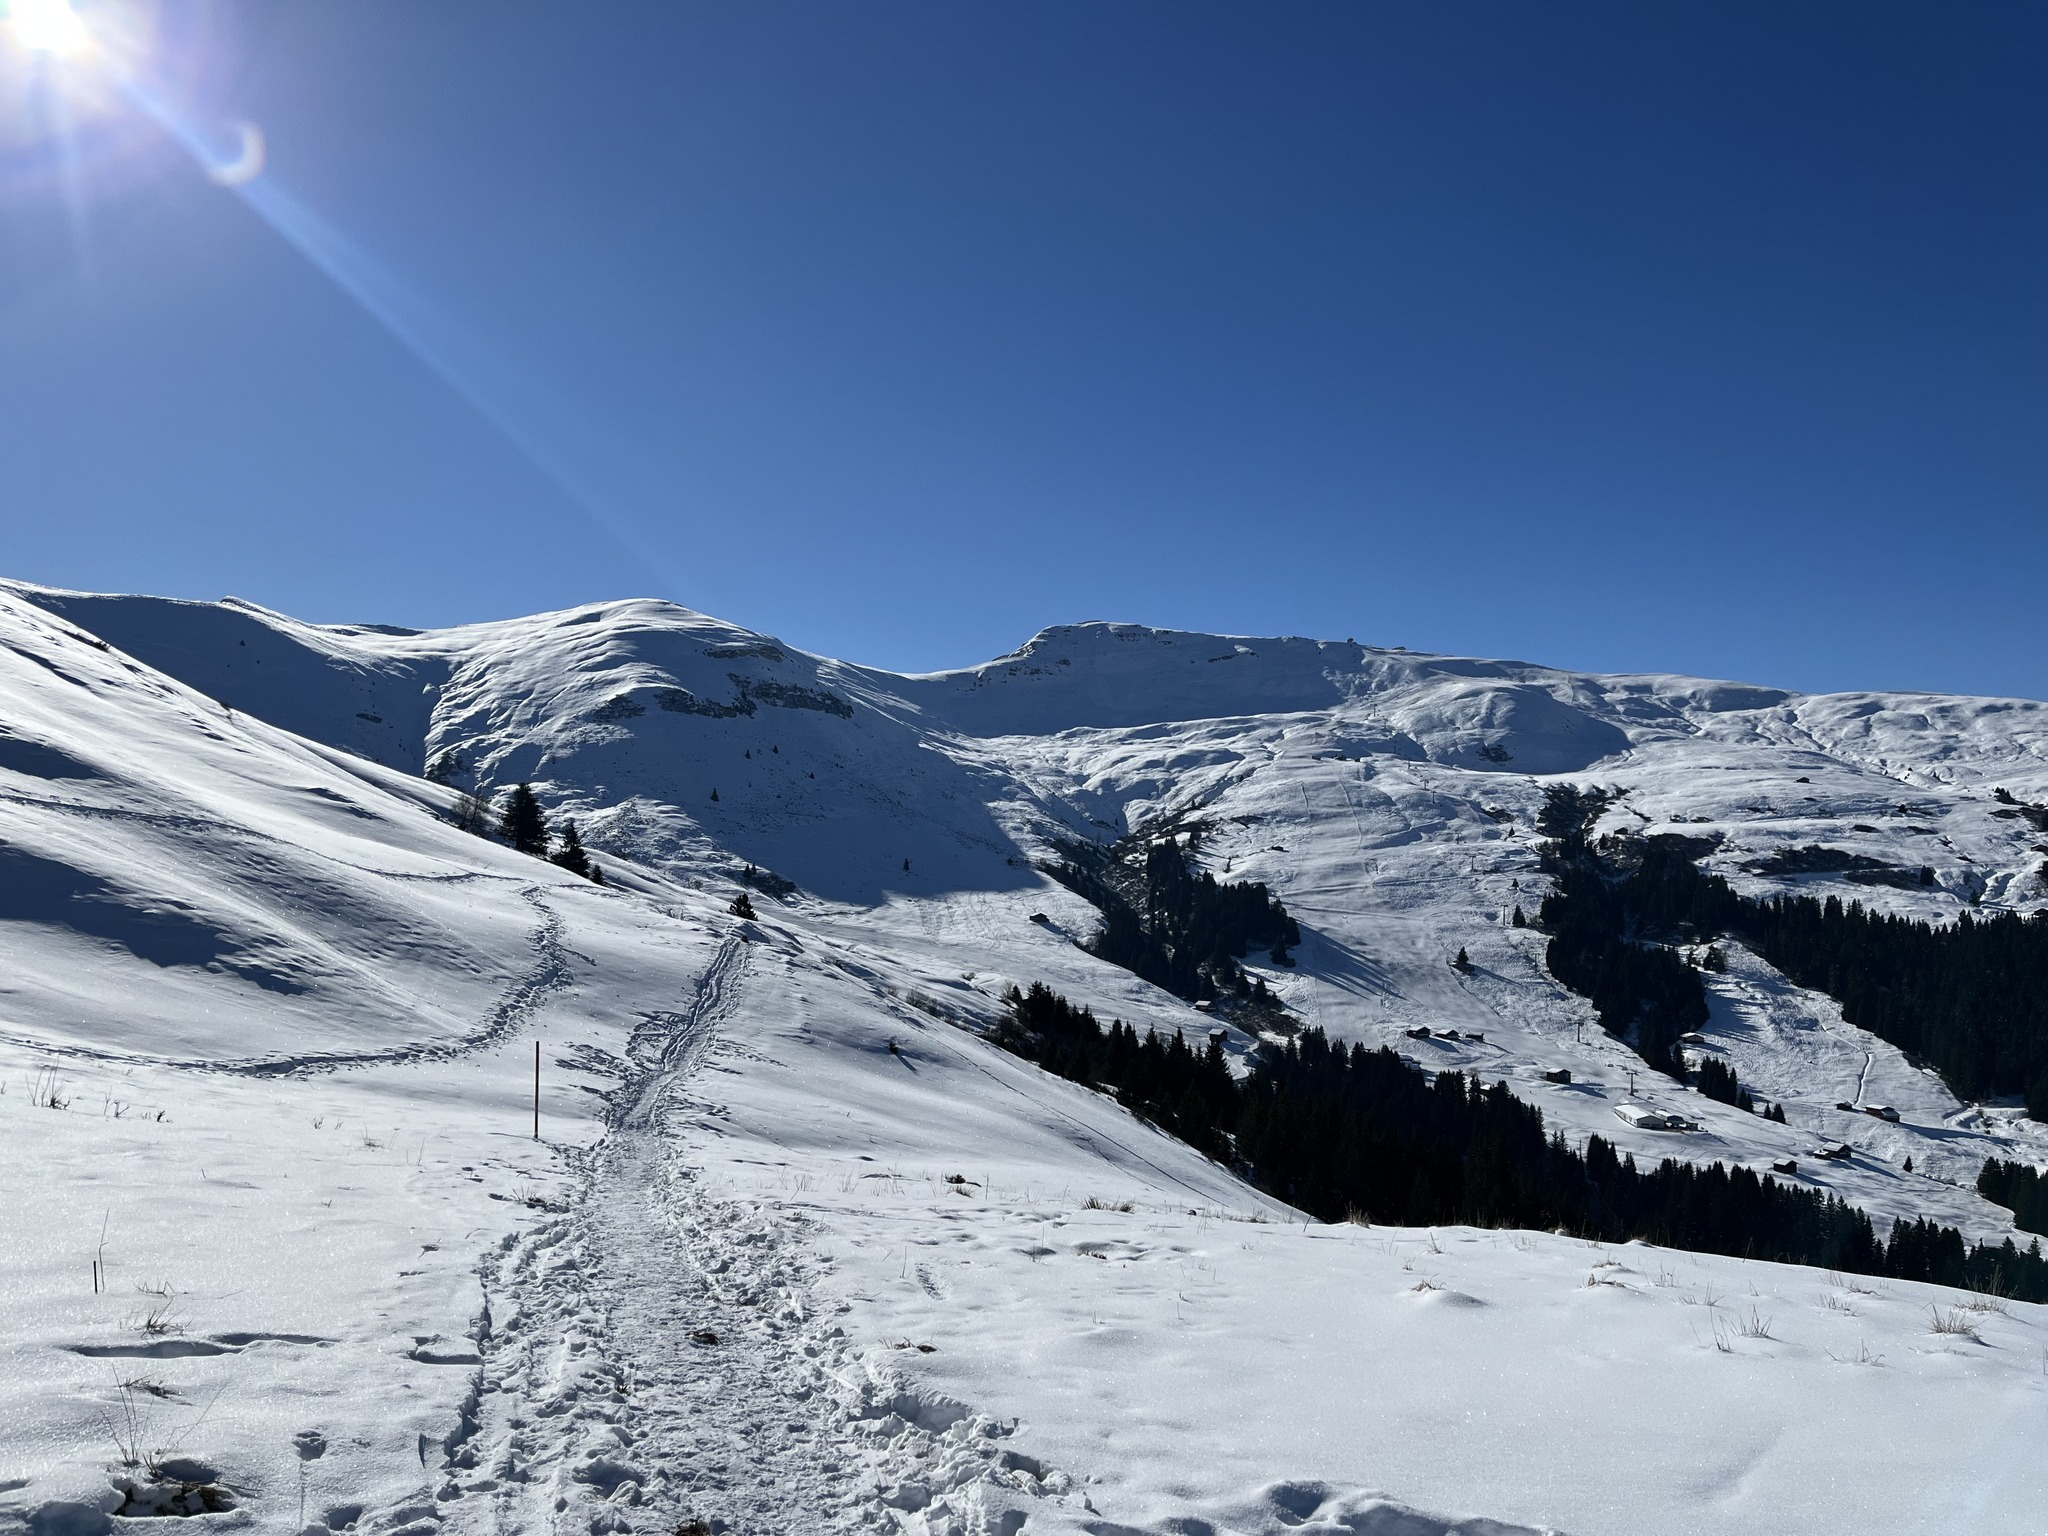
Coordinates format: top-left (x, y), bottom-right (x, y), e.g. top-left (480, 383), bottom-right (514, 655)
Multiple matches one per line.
top-left (1285, 926), bottom-right (1400, 1001)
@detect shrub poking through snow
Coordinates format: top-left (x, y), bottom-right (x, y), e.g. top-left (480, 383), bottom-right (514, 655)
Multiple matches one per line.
top-left (454, 790), bottom-right (495, 837)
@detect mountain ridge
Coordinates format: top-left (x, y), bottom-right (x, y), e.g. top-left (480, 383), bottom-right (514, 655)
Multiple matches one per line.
top-left (3, 576), bottom-right (2046, 1536)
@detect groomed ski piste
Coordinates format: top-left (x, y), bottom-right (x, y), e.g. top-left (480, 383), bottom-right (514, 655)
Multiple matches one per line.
top-left (1, 580), bottom-right (2044, 1536)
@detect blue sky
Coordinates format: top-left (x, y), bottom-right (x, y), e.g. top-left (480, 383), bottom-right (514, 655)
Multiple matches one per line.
top-left (2, 2), bottom-right (2043, 696)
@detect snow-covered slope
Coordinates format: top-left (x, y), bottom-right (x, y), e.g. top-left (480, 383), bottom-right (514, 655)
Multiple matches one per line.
top-left (2, 581), bottom-right (2046, 1536)
top-left (0, 591), bottom-right (571, 1066)
top-left (23, 583), bottom-right (2038, 1211)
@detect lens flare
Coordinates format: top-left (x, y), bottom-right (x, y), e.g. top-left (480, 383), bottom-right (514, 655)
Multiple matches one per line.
top-left (5, 0), bottom-right (681, 594)
top-left (203, 118), bottom-right (262, 185)
top-left (8, 0), bottom-right (93, 56)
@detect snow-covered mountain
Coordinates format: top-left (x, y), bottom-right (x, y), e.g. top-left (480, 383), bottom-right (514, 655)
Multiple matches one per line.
top-left (2, 580), bottom-right (2044, 1536)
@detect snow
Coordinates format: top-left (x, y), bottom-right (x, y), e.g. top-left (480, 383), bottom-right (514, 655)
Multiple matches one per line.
top-left (812, 1197), bottom-right (2048, 1536)
top-left (1, 582), bottom-right (2046, 1535)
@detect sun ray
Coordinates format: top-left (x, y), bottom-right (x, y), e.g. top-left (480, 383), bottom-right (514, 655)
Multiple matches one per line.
top-left (6, 0), bottom-right (684, 597)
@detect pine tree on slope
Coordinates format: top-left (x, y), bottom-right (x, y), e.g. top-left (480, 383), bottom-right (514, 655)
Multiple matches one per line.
top-left (499, 783), bottom-right (549, 857)
top-left (551, 821), bottom-right (592, 878)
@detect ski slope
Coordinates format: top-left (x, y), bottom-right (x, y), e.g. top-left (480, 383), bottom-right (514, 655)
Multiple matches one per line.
top-left (1, 582), bottom-right (2045, 1536)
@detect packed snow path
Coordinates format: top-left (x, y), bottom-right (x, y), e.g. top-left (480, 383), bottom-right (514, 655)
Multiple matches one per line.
top-left (433, 937), bottom-right (1068, 1536)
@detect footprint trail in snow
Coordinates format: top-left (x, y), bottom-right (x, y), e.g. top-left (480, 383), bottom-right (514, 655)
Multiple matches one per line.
top-left (435, 937), bottom-right (1067, 1536)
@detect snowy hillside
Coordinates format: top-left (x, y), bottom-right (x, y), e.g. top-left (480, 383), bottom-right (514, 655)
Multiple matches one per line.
top-left (2, 581), bottom-right (2045, 1536)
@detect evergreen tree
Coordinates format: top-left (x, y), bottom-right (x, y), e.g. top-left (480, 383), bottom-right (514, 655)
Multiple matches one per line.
top-left (1049, 833), bottom-right (1301, 1005)
top-left (1697, 1056), bottom-right (1745, 1108)
top-left (1979, 1157), bottom-right (2048, 1237)
top-left (1454, 947), bottom-right (1470, 971)
top-left (729, 891), bottom-right (757, 920)
top-left (990, 980), bottom-right (2048, 1301)
top-left (1533, 786), bottom-right (2048, 1102)
top-left (1511, 905), bottom-right (1527, 928)
top-left (550, 821), bottom-right (592, 879)
top-left (498, 783), bottom-right (548, 856)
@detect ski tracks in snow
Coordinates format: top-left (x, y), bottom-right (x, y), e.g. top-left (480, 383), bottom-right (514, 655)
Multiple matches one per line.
top-left (427, 935), bottom-right (1064, 1536)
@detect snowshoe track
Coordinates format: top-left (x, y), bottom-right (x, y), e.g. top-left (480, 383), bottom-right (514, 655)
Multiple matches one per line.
top-left (418, 936), bottom-right (1081, 1536)
top-left (619, 932), bottom-right (748, 1131)
top-left (0, 886), bottom-right (571, 1078)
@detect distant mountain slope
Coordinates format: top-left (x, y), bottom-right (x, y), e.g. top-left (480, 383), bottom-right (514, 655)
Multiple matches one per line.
top-left (13, 582), bottom-right (2048, 896)
top-left (7, 578), bottom-right (2045, 1206)
top-left (4, 578), bottom-right (2047, 1536)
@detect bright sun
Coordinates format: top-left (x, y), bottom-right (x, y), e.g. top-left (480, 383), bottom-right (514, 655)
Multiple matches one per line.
top-left (9, 0), bottom-right (93, 56)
